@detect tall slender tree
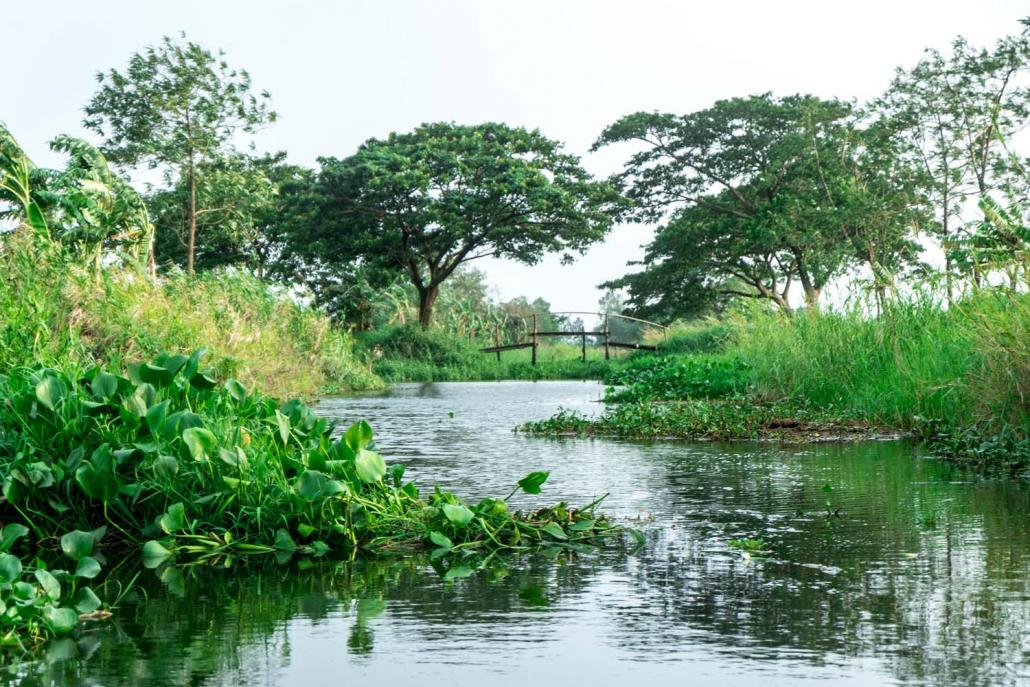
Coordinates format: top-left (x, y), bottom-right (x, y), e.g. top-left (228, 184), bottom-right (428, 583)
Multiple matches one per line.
top-left (83, 34), bottom-right (276, 272)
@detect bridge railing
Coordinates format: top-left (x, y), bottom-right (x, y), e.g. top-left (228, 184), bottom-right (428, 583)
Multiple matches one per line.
top-left (480, 311), bottom-right (668, 364)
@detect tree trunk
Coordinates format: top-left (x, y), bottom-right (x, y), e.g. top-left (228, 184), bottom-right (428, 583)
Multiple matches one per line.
top-left (417, 284), bottom-right (440, 329)
top-left (187, 152), bottom-right (197, 274)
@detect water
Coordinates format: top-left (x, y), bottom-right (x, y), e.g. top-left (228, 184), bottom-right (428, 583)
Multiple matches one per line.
top-left (15, 381), bottom-right (1030, 686)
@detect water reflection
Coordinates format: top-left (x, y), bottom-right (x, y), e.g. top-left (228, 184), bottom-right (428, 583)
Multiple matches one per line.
top-left (6, 382), bottom-right (1028, 686)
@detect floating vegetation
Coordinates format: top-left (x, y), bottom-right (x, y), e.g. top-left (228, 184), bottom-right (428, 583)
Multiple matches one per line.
top-left (0, 351), bottom-right (631, 650)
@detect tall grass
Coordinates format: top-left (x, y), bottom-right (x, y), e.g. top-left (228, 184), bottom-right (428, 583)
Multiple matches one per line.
top-left (733, 291), bottom-right (1030, 437)
top-left (0, 232), bottom-right (379, 396)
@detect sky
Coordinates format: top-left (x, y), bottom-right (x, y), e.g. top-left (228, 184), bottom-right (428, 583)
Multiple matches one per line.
top-left (4, 0), bottom-right (1028, 314)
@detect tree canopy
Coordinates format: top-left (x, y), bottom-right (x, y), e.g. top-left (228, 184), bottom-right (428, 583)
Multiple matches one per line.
top-left (292, 121), bottom-right (621, 327)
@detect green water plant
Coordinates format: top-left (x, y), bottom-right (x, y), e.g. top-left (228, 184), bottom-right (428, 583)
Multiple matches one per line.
top-left (0, 351), bottom-right (624, 570)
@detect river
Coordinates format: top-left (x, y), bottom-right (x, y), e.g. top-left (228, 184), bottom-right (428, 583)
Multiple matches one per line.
top-left (15, 381), bottom-right (1030, 686)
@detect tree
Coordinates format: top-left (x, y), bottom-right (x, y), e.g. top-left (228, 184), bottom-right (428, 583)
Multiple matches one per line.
top-left (149, 152), bottom-right (302, 275)
top-left (874, 21), bottom-right (1030, 294)
top-left (83, 34), bottom-right (276, 273)
top-left (297, 122), bottom-right (620, 327)
top-left (595, 94), bottom-right (863, 312)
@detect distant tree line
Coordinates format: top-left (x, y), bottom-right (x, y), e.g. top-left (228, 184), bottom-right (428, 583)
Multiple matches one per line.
top-left (63, 20), bottom-right (1030, 328)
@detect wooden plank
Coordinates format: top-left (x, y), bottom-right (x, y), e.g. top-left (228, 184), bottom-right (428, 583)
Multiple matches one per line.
top-left (607, 341), bottom-right (658, 351)
top-left (480, 343), bottom-right (535, 353)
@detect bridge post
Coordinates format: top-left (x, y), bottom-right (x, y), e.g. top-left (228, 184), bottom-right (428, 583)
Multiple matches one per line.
top-left (604, 313), bottom-right (610, 360)
top-left (494, 323), bottom-right (501, 363)
top-left (581, 332), bottom-right (586, 362)
top-left (531, 314), bottom-right (538, 366)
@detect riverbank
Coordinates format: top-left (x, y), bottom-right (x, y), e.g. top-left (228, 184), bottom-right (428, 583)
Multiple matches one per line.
top-left (519, 296), bottom-right (1030, 474)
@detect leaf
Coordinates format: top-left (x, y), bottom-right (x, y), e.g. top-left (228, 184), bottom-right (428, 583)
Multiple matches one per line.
top-left (146, 400), bottom-right (169, 435)
top-left (73, 587), bottom-right (102, 614)
top-left (442, 503), bottom-right (474, 528)
top-left (429, 531), bottom-right (453, 550)
top-left (35, 375), bottom-right (67, 411)
top-left (0, 523), bottom-right (29, 552)
top-left (541, 522), bottom-right (567, 540)
top-left (139, 363), bottom-right (173, 388)
top-left (345, 420), bottom-right (374, 451)
top-left (159, 502), bottom-right (186, 534)
top-left (275, 410), bottom-right (291, 446)
top-left (295, 471), bottom-right (346, 500)
top-left (274, 528), bottom-right (297, 552)
top-left (142, 540), bottom-right (172, 569)
top-left (182, 427), bottom-right (217, 461)
top-left (224, 379), bottom-right (247, 402)
top-left (153, 455), bottom-right (179, 479)
top-left (75, 557), bottom-right (101, 579)
top-left (34, 569), bottom-right (61, 600)
top-left (568, 519), bottom-right (595, 532)
top-left (189, 373), bottom-right (217, 391)
top-left (46, 607), bottom-right (79, 635)
top-left (0, 554), bottom-right (22, 583)
top-left (183, 349), bottom-right (205, 380)
top-left (354, 449), bottom-right (387, 484)
top-left (91, 372), bottom-right (119, 400)
top-left (517, 471), bottom-right (549, 495)
top-left (444, 565), bottom-right (474, 581)
top-left (60, 530), bottom-right (94, 561)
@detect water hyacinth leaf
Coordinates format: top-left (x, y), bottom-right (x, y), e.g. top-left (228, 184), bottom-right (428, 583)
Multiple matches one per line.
top-left (444, 565), bottom-right (474, 581)
top-left (35, 375), bottom-right (67, 411)
top-left (442, 503), bottom-right (474, 528)
top-left (0, 554), bottom-right (23, 583)
top-left (517, 471), bottom-right (549, 495)
top-left (160, 502), bottom-right (186, 534)
top-left (429, 531), bottom-right (453, 550)
top-left (568, 518), bottom-right (596, 532)
top-left (354, 449), bottom-right (387, 483)
top-left (295, 470), bottom-right (346, 500)
top-left (91, 372), bottom-right (119, 400)
top-left (146, 400), bottom-right (169, 435)
top-left (542, 522), bottom-right (568, 540)
top-left (13, 581), bottom-right (36, 602)
top-left (161, 354), bottom-right (189, 378)
top-left (142, 540), bottom-right (172, 569)
top-left (345, 420), bottom-right (374, 451)
top-left (153, 455), bottom-right (179, 479)
top-left (0, 523), bottom-right (29, 552)
top-left (183, 349), bottom-right (205, 380)
top-left (75, 556), bottom-right (101, 579)
top-left (73, 587), bottom-right (102, 614)
top-left (224, 379), bottom-right (247, 402)
top-left (46, 607), bottom-right (79, 635)
top-left (34, 569), bottom-right (61, 600)
top-left (182, 427), bottom-right (217, 461)
top-left (189, 373), bottom-right (217, 391)
top-left (139, 363), bottom-right (173, 388)
top-left (275, 410), bottom-right (291, 446)
top-left (274, 529), bottom-right (298, 552)
top-left (60, 531), bottom-right (94, 561)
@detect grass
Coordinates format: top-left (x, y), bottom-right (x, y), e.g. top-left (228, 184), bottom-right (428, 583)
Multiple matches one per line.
top-left (522, 292), bottom-right (1030, 470)
top-left (359, 324), bottom-right (631, 382)
top-left (0, 232), bottom-right (380, 397)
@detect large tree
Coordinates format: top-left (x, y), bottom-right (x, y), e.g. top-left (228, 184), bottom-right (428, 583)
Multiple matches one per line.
top-left (83, 34), bottom-right (276, 273)
top-left (296, 122), bottom-right (620, 327)
top-left (596, 94), bottom-right (924, 315)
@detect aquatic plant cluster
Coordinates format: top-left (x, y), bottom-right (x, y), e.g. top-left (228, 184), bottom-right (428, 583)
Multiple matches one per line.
top-left (0, 351), bottom-right (623, 650)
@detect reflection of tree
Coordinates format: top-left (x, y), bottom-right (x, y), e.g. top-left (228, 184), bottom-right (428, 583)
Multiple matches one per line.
top-left (9, 442), bottom-right (1029, 687)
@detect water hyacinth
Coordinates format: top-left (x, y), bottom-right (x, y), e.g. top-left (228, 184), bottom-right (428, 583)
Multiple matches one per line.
top-left (0, 351), bottom-right (626, 575)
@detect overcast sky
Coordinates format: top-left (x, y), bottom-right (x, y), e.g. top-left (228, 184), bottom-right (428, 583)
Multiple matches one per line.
top-left (5, 0), bottom-right (1028, 313)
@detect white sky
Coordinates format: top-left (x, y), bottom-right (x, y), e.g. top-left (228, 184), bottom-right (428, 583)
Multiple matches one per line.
top-left (4, 0), bottom-right (1028, 313)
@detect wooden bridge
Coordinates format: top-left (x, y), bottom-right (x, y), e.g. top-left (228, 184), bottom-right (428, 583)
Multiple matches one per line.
top-left (480, 311), bottom-right (668, 365)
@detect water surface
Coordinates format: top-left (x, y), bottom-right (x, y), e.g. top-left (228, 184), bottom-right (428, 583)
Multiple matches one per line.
top-left (17, 381), bottom-right (1030, 686)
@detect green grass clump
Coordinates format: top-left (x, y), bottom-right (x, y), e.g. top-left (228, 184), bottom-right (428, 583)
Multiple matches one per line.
top-left (604, 354), bottom-right (751, 402)
top-left (0, 234), bottom-right (379, 398)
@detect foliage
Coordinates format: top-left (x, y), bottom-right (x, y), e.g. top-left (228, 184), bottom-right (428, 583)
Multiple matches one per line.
top-left (0, 233), bottom-right (378, 397)
top-left (0, 352), bottom-right (624, 568)
top-left (293, 121), bottom-right (621, 327)
top-left (83, 34), bottom-right (276, 273)
top-left (603, 355), bottom-right (751, 403)
top-left (0, 523), bottom-right (107, 655)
